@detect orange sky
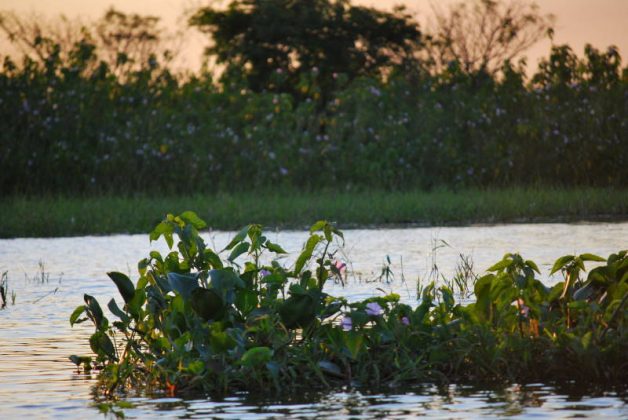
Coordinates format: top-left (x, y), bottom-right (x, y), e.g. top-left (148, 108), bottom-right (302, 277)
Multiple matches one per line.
top-left (1, 0), bottom-right (627, 72)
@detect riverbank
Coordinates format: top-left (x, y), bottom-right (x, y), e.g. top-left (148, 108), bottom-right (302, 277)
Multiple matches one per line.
top-left (2, 187), bottom-right (628, 238)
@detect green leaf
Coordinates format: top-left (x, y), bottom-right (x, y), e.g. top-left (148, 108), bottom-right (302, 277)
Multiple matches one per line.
top-left (579, 253), bottom-right (606, 263)
top-left (89, 331), bottom-right (116, 361)
top-left (318, 360), bottom-right (344, 378)
top-left (187, 360), bottom-right (205, 375)
top-left (294, 234), bottom-right (322, 274)
top-left (550, 255), bottom-right (575, 275)
top-left (525, 260), bottom-right (541, 274)
top-left (180, 211), bottom-right (207, 229)
top-left (309, 220), bottom-right (327, 233)
top-left (209, 269), bottom-right (245, 292)
top-left (150, 220), bottom-right (174, 248)
top-left (167, 272), bottom-right (199, 300)
top-left (487, 257), bottom-right (511, 273)
top-left (190, 288), bottom-right (224, 321)
top-left (343, 331), bottom-right (364, 360)
top-left (84, 294), bottom-right (105, 328)
top-left (69, 305), bottom-right (86, 326)
top-left (107, 298), bottom-right (130, 323)
top-left (69, 355), bottom-right (92, 369)
top-left (107, 271), bottom-right (135, 304)
top-left (279, 294), bottom-right (316, 328)
top-left (228, 241), bottom-right (250, 262)
top-left (240, 346), bottom-right (273, 367)
top-left (265, 241), bottom-right (287, 254)
top-left (223, 225), bottom-right (249, 251)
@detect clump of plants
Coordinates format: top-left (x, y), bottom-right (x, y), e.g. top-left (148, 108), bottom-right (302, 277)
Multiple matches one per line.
top-left (70, 212), bottom-right (627, 396)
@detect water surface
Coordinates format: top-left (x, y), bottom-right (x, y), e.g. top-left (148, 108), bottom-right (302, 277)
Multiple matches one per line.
top-left (0, 222), bottom-right (626, 418)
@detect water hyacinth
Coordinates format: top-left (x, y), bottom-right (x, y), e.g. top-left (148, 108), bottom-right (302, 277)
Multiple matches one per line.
top-left (365, 302), bottom-right (383, 316)
top-left (69, 213), bottom-right (628, 396)
top-left (340, 316), bottom-right (353, 331)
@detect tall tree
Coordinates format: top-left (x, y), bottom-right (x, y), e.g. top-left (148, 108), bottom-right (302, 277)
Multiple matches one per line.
top-left (425, 0), bottom-right (554, 75)
top-left (189, 0), bottom-right (422, 98)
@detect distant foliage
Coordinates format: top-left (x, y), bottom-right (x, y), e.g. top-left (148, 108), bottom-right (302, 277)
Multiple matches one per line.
top-left (189, 0), bottom-right (421, 100)
top-left (0, 5), bottom-right (626, 195)
top-left (424, 0), bottom-right (554, 75)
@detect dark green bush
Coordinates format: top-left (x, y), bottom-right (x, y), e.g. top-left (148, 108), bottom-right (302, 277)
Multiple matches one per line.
top-left (1, 35), bottom-right (626, 195)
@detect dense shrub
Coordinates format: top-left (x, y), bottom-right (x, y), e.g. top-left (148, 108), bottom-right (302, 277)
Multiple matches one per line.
top-left (1, 37), bottom-right (626, 194)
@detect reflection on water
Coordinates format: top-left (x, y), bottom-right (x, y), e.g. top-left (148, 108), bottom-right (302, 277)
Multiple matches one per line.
top-left (0, 222), bottom-right (626, 418)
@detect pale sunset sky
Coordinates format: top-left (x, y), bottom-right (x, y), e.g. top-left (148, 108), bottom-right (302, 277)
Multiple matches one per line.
top-left (1, 0), bottom-right (626, 72)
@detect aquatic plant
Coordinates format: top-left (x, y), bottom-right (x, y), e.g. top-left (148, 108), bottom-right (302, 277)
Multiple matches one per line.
top-left (0, 271), bottom-right (16, 308)
top-left (70, 212), bottom-right (627, 396)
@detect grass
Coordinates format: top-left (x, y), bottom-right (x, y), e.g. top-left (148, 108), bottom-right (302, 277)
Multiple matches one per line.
top-left (2, 187), bottom-right (628, 238)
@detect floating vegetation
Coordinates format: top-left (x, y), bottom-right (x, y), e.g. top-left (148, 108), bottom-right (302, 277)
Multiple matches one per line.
top-left (70, 212), bottom-right (627, 396)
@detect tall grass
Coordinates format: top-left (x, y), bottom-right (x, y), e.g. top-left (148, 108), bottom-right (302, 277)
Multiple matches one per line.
top-left (2, 187), bottom-right (627, 237)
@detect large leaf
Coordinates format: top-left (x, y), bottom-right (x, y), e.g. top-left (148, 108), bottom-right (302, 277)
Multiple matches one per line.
top-left (579, 253), bottom-right (606, 263)
top-left (294, 234), bottom-right (322, 274)
top-left (209, 269), bottom-right (245, 292)
top-left (223, 225), bottom-right (249, 251)
top-left (107, 272), bottom-right (135, 304)
top-left (190, 288), bottom-right (224, 321)
top-left (279, 294), bottom-right (316, 328)
top-left (179, 211), bottom-right (207, 229)
top-left (84, 294), bottom-right (105, 328)
top-left (550, 255), bottom-right (575, 275)
top-left (150, 220), bottom-right (174, 248)
top-left (265, 241), bottom-right (287, 254)
top-left (107, 298), bottom-right (130, 323)
top-left (69, 305), bottom-right (86, 326)
top-left (240, 346), bottom-right (273, 367)
top-left (318, 360), bottom-right (344, 378)
top-left (228, 241), bottom-right (250, 262)
top-left (89, 331), bottom-right (116, 361)
top-left (167, 272), bottom-right (199, 300)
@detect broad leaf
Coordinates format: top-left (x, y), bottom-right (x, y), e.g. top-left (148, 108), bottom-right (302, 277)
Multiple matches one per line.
top-left (107, 271), bottom-right (135, 304)
top-left (167, 272), bottom-right (199, 300)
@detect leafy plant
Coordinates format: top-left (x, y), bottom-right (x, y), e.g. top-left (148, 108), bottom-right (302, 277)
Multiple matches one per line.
top-left (70, 212), bottom-right (627, 396)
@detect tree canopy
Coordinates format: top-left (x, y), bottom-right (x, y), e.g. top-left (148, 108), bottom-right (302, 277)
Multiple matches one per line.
top-left (189, 0), bottom-right (422, 97)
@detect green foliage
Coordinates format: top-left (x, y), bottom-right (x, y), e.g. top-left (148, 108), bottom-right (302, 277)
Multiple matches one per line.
top-left (189, 0), bottom-right (421, 99)
top-left (1, 8), bottom-right (626, 195)
top-left (70, 212), bottom-right (627, 396)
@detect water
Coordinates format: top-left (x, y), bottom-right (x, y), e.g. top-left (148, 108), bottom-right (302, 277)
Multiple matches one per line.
top-left (0, 222), bottom-right (626, 418)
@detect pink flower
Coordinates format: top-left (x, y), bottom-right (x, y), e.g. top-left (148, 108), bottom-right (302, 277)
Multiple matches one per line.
top-left (365, 302), bottom-right (383, 316)
top-left (340, 316), bottom-right (352, 331)
top-left (334, 260), bottom-right (347, 274)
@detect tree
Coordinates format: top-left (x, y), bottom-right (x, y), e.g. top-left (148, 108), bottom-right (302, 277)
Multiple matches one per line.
top-left (189, 0), bottom-right (422, 99)
top-left (424, 0), bottom-right (554, 75)
top-left (0, 9), bottom-right (178, 76)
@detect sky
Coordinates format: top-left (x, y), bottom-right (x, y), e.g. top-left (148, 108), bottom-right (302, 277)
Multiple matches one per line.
top-left (1, 0), bottom-right (627, 72)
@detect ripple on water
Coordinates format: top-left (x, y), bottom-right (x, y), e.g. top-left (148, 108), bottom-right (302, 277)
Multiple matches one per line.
top-left (0, 223), bottom-right (627, 418)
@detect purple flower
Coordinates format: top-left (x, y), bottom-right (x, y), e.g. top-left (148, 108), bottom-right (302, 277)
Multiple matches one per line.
top-left (341, 316), bottom-right (353, 331)
top-left (365, 302), bottom-right (383, 317)
top-left (260, 269), bottom-right (271, 278)
top-left (401, 316), bottom-right (410, 326)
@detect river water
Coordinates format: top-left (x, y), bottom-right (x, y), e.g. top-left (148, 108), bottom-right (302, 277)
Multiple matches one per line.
top-left (0, 222), bottom-right (626, 418)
